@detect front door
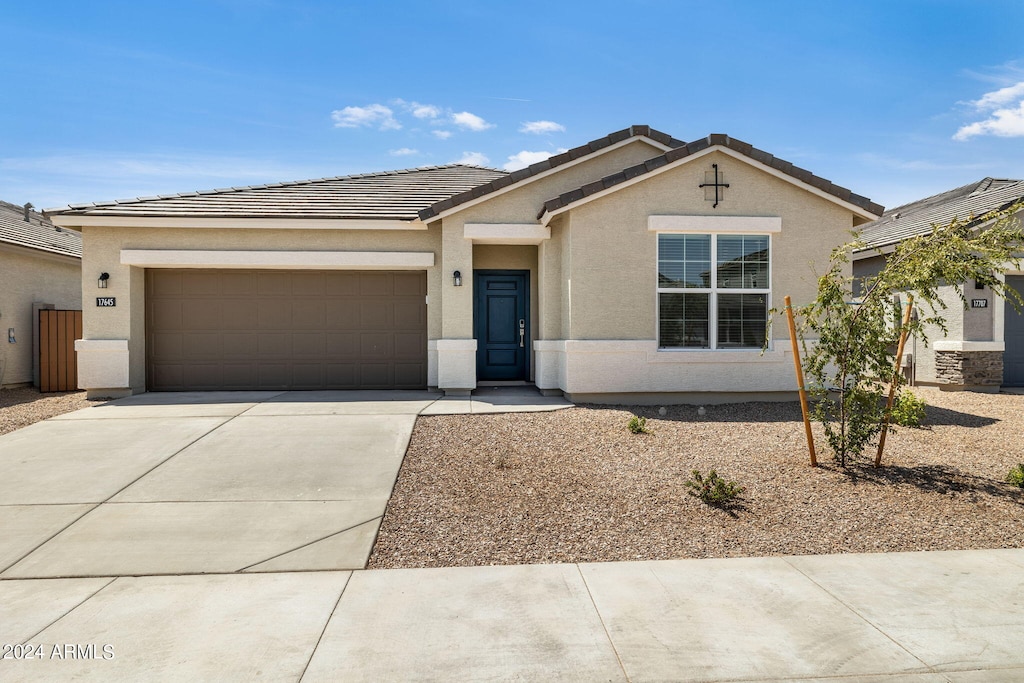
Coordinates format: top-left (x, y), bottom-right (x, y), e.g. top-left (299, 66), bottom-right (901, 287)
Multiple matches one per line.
top-left (474, 270), bottom-right (528, 381)
top-left (1005, 275), bottom-right (1024, 386)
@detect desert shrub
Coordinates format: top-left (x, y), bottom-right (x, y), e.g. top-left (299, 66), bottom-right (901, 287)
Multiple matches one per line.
top-left (685, 469), bottom-right (745, 507)
top-left (891, 391), bottom-right (927, 428)
top-left (1007, 464), bottom-right (1024, 488)
top-left (627, 415), bottom-right (649, 434)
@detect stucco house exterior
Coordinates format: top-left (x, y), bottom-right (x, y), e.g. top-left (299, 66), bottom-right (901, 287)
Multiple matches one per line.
top-left (0, 200), bottom-right (83, 387)
top-left (47, 126), bottom-right (882, 402)
top-left (853, 178), bottom-right (1024, 391)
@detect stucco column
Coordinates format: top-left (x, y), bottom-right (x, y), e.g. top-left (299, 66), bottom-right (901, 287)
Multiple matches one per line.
top-left (76, 227), bottom-right (136, 398)
top-left (436, 218), bottom-right (476, 393)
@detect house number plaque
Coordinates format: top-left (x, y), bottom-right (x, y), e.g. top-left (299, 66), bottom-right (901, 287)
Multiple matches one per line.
top-left (971, 299), bottom-right (988, 308)
top-left (96, 297), bottom-right (117, 307)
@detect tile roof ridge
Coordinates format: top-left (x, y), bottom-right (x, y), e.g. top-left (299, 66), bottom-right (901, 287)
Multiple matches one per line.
top-left (46, 164), bottom-right (507, 214)
top-left (537, 133), bottom-right (883, 219)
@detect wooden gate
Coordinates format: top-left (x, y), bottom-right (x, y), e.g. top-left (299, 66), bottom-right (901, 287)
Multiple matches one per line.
top-left (39, 310), bottom-right (82, 393)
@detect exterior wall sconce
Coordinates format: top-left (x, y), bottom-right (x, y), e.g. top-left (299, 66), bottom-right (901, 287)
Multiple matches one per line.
top-left (98, 272), bottom-right (110, 289)
top-left (453, 270), bottom-right (462, 287)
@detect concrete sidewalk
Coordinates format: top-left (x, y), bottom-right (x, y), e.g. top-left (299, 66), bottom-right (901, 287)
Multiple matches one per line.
top-left (1, 549), bottom-right (1022, 682)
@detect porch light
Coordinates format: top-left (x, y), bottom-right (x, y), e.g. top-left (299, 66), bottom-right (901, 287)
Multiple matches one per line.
top-left (453, 270), bottom-right (462, 287)
top-left (98, 272), bottom-right (110, 289)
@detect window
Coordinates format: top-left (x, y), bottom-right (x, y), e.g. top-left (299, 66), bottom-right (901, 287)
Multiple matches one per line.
top-left (658, 233), bottom-right (770, 349)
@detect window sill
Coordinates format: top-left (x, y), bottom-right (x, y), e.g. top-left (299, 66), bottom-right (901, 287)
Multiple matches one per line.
top-left (647, 348), bottom-right (787, 363)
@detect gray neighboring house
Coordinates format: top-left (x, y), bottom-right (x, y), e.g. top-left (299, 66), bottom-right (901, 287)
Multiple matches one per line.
top-left (852, 178), bottom-right (1024, 391)
top-left (0, 200), bottom-right (83, 387)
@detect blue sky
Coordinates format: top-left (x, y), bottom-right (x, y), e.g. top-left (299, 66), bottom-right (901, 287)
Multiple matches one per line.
top-left (4, 0), bottom-right (1024, 212)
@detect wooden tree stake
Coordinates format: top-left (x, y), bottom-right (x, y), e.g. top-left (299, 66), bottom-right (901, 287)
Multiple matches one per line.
top-left (785, 296), bottom-right (817, 467)
top-left (875, 296), bottom-right (915, 468)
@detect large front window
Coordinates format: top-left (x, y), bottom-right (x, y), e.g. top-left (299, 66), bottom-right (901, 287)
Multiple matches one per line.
top-left (658, 233), bottom-right (770, 349)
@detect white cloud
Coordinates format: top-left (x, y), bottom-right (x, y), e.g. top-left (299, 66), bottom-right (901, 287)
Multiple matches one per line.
top-left (331, 104), bottom-right (401, 130)
top-left (503, 149), bottom-right (567, 171)
top-left (519, 120), bottom-right (565, 135)
top-left (454, 151), bottom-right (490, 166)
top-left (451, 111), bottom-right (494, 131)
top-left (392, 98), bottom-right (442, 119)
top-left (432, 130), bottom-right (453, 140)
top-left (971, 81), bottom-right (1024, 110)
top-left (954, 81), bottom-right (1024, 140)
top-left (389, 148), bottom-right (419, 156)
top-left (955, 99), bottom-right (1024, 140)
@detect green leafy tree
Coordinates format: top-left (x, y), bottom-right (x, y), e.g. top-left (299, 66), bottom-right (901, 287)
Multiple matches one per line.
top-left (789, 203), bottom-right (1023, 467)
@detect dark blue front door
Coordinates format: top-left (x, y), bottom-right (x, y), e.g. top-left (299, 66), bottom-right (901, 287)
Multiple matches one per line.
top-left (474, 270), bottom-right (528, 381)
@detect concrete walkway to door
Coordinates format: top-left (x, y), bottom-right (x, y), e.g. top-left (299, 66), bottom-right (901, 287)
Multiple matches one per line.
top-left (0, 388), bottom-right (571, 579)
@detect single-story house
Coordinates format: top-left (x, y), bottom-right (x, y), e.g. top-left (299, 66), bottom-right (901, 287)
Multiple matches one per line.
top-left (46, 126), bottom-right (883, 402)
top-left (0, 200), bottom-right (83, 387)
top-left (853, 178), bottom-right (1024, 391)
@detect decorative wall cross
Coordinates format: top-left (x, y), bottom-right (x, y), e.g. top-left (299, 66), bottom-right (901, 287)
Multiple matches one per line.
top-left (699, 163), bottom-right (729, 208)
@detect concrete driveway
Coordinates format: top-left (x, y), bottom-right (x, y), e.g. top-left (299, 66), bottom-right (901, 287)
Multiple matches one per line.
top-left (0, 390), bottom-right (441, 578)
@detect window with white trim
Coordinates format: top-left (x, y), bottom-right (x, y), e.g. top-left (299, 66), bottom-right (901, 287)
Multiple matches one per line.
top-left (657, 233), bottom-right (770, 349)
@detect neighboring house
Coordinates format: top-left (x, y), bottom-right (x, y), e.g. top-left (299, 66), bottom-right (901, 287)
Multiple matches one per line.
top-left (0, 200), bottom-right (83, 387)
top-left (853, 178), bottom-right (1024, 391)
top-left (46, 126), bottom-right (882, 402)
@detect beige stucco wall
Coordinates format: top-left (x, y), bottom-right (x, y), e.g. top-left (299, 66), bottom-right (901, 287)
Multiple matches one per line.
top-left (78, 224), bottom-right (441, 392)
top-left (436, 138), bottom-right (666, 339)
top-left (563, 150), bottom-right (856, 342)
top-left (0, 244), bottom-right (81, 386)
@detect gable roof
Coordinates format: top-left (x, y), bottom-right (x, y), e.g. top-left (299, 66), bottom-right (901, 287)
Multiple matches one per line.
top-left (46, 165), bottom-right (507, 221)
top-left (537, 133), bottom-right (885, 222)
top-left (0, 200), bottom-right (82, 259)
top-left (855, 178), bottom-right (1024, 252)
top-left (417, 125), bottom-right (684, 221)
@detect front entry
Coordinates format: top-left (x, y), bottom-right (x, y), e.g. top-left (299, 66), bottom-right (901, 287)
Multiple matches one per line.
top-left (474, 270), bottom-right (529, 381)
top-left (1005, 275), bottom-right (1024, 386)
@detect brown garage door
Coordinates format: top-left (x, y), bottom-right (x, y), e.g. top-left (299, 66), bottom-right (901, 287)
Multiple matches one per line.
top-left (146, 270), bottom-right (427, 391)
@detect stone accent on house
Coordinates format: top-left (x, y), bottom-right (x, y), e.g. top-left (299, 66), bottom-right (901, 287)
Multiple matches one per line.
top-left (935, 350), bottom-right (1003, 389)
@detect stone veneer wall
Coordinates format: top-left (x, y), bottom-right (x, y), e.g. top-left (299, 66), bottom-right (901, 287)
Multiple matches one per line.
top-left (934, 350), bottom-right (1003, 387)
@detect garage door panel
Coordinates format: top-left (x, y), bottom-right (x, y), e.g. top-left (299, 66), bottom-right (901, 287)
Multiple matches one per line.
top-left (222, 272), bottom-right (256, 296)
top-left (222, 364), bottom-right (257, 388)
top-left (258, 300), bottom-right (291, 328)
top-left (326, 300), bottom-right (361, 329)
top-left (258, 364), bottom-right (290, 388)
top-left (183, 364), bottom-right (222, 389)
top-left (222, 333), bottom-right (257, 357)
top-left (326, 332), bottom-right (359, 356)
top-left (325, 363), bottom-right (356, 385)
top-left (360, 333), bottom-right (392, 358)
top-left (151, 333), bottom-right (183, 360)
top-left (182, 272), bottom-right (223, 296)
top-left (257, 333), bottom-right (290, 357)
top-left (359, 273), bottom-right (390, 296)
top-left (182, 333), bottom-right (222, 360)
top-left (360, 363), bottom-right (392, 387)
top-left (394, 363), bottom-right (425, 387)
top-left (257, 272), bottom-right (292, 296)
top-left (360, 301), bottom-right (391, 328)
top-left (182, 301), bottom-right (223, 330)
top-left (147, 269), bottom-right (426, 390)
top-left (292, 272), bottom-right (325, 296)
top-left (293, 333), bottom-right (326, 357)
top-left (292, 300), bottom-right (326, 328)
top-left (394, 302), bottom-right (425, 328)
top-left (221, 301), bottom-right (258, 330)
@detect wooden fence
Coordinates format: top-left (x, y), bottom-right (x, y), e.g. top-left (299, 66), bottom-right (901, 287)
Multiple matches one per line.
top-left (39, 309), bottom-right (82, 393)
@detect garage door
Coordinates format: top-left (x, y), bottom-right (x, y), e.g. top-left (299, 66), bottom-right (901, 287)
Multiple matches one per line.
top-left (146, 269), bottom-right (427, 391)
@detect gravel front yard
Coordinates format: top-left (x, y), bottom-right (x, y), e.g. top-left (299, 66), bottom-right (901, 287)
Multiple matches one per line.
top-left (368, 388), bottom-right (1024, 569)
top-left (0, 387), bottom-right (93, 436)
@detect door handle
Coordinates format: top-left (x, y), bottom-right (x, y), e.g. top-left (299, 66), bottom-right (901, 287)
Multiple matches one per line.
top-left (519, 319), bottom-right (525, 348)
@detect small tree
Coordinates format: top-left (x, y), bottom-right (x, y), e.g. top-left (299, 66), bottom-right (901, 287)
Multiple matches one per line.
top-left (791, 203), bottom-right (1023, 467)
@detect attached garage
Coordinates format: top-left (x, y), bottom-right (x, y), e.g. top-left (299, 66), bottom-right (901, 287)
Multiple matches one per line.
top-left (146, 269), bottom-right (427, 391)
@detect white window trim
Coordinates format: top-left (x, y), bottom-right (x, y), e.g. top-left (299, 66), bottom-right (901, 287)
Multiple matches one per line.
top-left (655, 232), bottom-right (773, 351)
